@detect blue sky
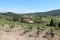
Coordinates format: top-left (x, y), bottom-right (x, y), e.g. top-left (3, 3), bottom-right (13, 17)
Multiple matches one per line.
top-left (0, 0), bottom-right (60, 13)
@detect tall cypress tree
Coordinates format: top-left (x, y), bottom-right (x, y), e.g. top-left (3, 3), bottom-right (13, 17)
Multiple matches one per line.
top-left (49, 19), bottom-right (54, 26)
top-left (58, 21), bottom-right (60, 27)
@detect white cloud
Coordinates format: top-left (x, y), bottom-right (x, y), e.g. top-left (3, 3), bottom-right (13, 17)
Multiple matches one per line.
top-left (0, 8), bottom-right (21, 13)
top-left (0, 8), bottom-right (40, 13)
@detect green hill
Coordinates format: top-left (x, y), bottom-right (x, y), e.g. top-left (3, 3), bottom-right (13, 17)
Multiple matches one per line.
top-left (24, 9), bottom-right (60, 16)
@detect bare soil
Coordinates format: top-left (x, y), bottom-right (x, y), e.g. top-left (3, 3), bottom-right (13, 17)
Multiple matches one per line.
top-left (0, 28), bottom-right (60, 40)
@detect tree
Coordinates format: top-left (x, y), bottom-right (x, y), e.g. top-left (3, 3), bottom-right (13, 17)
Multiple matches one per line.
top-left (58, 21), bottom-right (60, 27)
top-left (12, 17), bottom-right (19, 22)
top-left (12, 15), bottom-right (20, 22)
top-left (20, 17), bottom-right (23, 22)
top-left (49, 19), bottom-right (54, 26)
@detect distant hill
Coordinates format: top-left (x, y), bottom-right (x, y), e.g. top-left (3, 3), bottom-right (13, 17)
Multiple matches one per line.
top-left (0, 9), bottom-right (60, 19)
top-left (24, 9), bottom-right (60, 16)
top-left (0, 12), bottom-right (21, 21)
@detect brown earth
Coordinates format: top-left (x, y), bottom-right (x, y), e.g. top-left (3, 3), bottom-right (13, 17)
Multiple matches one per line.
top-left (0, 27), bottom-right (60, 40)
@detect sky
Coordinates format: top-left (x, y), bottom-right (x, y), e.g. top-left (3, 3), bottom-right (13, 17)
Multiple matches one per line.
top-left (0, 0), bottom-right (60, 13)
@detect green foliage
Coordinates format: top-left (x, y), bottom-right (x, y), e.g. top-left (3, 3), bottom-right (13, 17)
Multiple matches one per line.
top-left (28, 24), bottom-right (33, 30)
top-left (9, 22), bottom-right (15, 28)
top-left (32, 16), bottom-right (42, 23)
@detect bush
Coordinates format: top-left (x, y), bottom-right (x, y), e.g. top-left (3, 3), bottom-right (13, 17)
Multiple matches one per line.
top-left (9, 22), bottom-right (15, 28)
top-left (28, 24), bottom-right (33, 31)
